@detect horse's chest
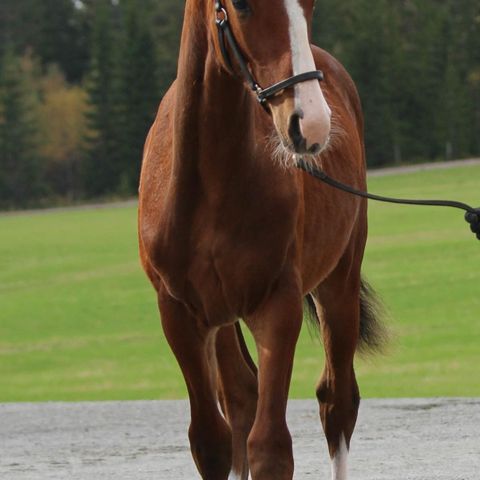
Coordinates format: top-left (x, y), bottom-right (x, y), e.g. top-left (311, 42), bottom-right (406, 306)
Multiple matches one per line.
top-left (188, 223), bottom-right (292, 323)
top-left (155, 193), bottom-right (298, 325)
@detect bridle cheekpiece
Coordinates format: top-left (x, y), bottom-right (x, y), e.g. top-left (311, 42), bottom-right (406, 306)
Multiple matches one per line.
top-left (214, 0), bottom-right (324, 108)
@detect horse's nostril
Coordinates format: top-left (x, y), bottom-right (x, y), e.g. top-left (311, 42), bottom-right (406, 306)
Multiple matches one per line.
top-left (288, 112), bottom-right (306, 153)
top-left (309, 143), bottom-right (321, 155)
top-left (289, 113), bottom-right (301, 140)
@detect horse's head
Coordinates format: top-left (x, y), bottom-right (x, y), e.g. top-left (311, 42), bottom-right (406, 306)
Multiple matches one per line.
top-left (213, 0), bottom-right (331, 161)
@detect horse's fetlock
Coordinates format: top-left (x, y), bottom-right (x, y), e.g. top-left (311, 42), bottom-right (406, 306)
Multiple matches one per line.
top-left (316, 380), bottom-right (329, 403)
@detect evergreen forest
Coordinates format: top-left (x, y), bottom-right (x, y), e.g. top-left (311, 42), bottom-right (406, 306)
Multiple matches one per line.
top-left (1, 0), bottom-right (479, 209)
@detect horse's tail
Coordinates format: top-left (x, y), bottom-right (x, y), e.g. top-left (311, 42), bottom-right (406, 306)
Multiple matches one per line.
top-left (305, 277), bottom-right (388, 355)
top-left (358, 278), bottom-right (388, 354)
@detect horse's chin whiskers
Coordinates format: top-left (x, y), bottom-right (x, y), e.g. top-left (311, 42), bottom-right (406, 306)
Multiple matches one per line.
top-left (267, 111), bottom-right (344, 171)
top-left (267, 132), bottom-right (326, 170)
top-left (295, 153), bottom-right (325, 171)
top-left (267, 133), bottom-right (296, 169)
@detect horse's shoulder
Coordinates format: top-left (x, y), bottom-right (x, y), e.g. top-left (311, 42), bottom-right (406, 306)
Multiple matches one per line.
top-left (145, 81), bottom-right (176, 157)
top-left (156, 81), bottom-right (177, 121)
top-left (139, 82), bottom-right (176, 225)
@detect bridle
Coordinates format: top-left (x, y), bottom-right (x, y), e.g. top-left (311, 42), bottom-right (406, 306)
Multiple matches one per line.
top-left (213, 0), bottom-right (480, 240)
top-left (214, 0), bottom-right (324, 108)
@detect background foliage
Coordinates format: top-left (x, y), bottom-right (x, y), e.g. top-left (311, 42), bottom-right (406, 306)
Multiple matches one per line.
top-left (0, 0), bottom-right (479, 209)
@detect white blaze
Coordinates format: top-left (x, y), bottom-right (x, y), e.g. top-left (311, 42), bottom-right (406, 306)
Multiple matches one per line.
top-left (284, 0), bottom-right (331, 149)
top-left (331, 434), bottom-right (349, 480)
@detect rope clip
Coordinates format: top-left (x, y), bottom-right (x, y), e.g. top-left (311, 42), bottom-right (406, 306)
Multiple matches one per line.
top-left (465, 209), bottom-right (480, 240)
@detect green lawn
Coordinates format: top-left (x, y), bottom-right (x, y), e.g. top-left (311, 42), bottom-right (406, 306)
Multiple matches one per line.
top-left (1, 165), bottom-right (479, 401)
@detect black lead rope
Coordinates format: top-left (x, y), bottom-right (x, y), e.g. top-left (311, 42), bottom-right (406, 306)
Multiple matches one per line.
top-left (296, 159), bottom-right (480, 241)
top-left (212, 1), bottom-right (480, 241)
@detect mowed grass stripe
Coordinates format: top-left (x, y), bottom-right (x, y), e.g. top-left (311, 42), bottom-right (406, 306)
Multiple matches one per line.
top-left (1, 164), bottom-right (479, 401)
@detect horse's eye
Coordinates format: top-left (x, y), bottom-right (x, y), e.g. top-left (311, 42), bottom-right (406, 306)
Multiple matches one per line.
top-left (232, 0), bottom-right (249, 11)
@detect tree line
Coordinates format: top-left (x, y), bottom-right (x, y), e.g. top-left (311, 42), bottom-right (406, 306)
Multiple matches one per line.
top-left (0, 0), bottom-right (478, 209)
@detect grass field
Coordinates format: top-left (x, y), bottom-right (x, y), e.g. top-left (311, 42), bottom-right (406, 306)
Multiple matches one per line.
top-left (1, 164), bottom-right (480, 402)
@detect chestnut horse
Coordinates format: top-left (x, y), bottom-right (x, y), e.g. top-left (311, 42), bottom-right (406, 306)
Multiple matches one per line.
top-left (138, 1), bottom-right (383, 479)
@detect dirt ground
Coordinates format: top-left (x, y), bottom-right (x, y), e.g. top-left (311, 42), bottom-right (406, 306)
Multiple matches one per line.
top-left (1, 398), bottom-right (479, 479)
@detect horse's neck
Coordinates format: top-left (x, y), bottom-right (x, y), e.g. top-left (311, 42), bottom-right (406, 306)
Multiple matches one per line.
top-left (172, 6), bottom-right (256, 196)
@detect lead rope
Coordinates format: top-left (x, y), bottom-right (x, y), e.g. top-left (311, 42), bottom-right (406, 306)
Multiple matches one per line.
top-left (295, 158), bottom-right (480, 241)
top-left (213, 1), bottom-right (480, 241)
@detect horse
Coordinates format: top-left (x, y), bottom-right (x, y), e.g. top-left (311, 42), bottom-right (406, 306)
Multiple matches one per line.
top-left (138, 1), bottom-right (384, 478)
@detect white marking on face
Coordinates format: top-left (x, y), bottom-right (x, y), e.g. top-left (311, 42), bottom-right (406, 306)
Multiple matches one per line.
top-left (284, 0), bottom-right (317, 91)
top-left (283, 0), bottom-right (331, 149)
top-left (331, 433), bottom-right (349, 480)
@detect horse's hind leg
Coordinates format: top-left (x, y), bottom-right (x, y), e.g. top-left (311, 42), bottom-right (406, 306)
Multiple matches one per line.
top-left (314, 261), bottom-right (361, 480)
top-left (215, 323), bottom-right (258, 480)
top-left (157, 288), bottom-right (232, 480)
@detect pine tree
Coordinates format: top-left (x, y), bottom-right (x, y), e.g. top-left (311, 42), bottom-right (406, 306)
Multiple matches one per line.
top-left (116, 0), bottom-right (160, 194)
top-left (0, 0), bottom-right (90, 84)
top-left (36, 0), bottom-right (90, 83)
top-left (0, 48), bottom-right (42, 209)
top-left (0, 0), bottom-right (42, 58)
top-left (470, 13), bottom-right (480, 156)
top-left (150, 0), bottom-right (184, 96)
top-left (313, 0), bottom-right (480, 165)
top-left (448, 0), bottom-right (480, 159)
top-left (83, 0), bottom-right (121, 197)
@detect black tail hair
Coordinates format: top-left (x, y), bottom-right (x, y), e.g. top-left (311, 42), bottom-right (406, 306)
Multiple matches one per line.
top-left (304, 277), bottom-right (388, 355)
top-left (358, 278), bottom-right (389, 354)
top-left (304, 294), bottom-right (320, 339)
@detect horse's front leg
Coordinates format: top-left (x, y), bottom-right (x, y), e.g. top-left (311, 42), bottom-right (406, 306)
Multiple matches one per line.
top-left (245, 273), bottom-right (303, 480)
top-left (157, 288), bottom-right (232, 480)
